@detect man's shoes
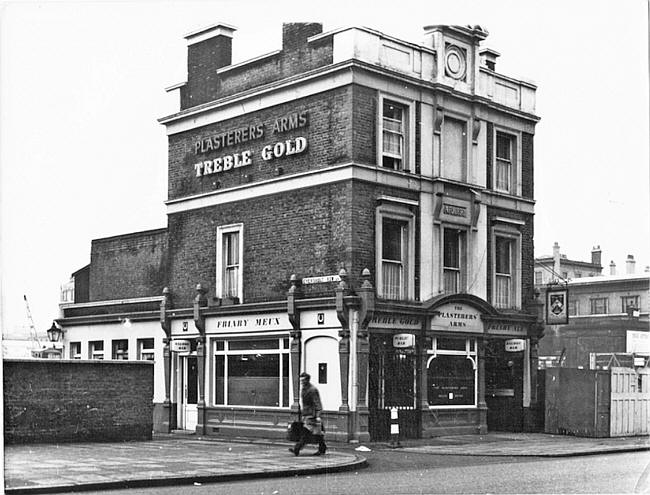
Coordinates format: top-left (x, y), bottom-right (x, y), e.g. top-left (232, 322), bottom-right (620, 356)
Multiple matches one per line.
top-left (289, 448), bottom-right (299, 456)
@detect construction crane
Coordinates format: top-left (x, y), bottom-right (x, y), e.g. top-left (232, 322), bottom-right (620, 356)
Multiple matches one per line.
top-left (23, 295), bottom-right (43, 358)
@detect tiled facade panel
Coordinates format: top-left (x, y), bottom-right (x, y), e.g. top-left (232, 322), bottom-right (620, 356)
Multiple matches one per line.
top-left (168, 86), bottom-right (353, 201)
top-left (167, 181), bottom-right (355, 308)
top-left (89, 229), bottom-right (168, 302)
top-left (486, 207), bottom-right (535, 307)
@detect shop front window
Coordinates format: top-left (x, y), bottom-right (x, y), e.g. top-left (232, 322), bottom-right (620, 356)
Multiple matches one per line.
top-left (214, 337), bottom-right (290, 408)
top-left (427, 337), bottom-right (476, 407)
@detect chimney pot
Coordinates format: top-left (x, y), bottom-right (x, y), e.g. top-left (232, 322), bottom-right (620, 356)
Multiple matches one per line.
top-left (626, 255), bottom-right (636, 274)
top-left (479, 48), bottom-right (500, 71)
top-left (609, 260), bottom-right (616, 276)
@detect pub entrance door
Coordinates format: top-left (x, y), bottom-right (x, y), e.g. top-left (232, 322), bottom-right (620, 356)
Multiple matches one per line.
top-left (485, 339), bottom-right (524, 431)
top-left (368, 335), bottom-right (420, 441)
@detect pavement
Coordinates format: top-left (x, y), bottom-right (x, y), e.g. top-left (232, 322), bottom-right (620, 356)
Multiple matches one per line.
top-left (4, 432), bottom-right (649, 494)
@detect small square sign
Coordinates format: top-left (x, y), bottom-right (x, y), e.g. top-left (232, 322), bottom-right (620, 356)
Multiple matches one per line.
top-left (546, 289), bottom-right (569, 325)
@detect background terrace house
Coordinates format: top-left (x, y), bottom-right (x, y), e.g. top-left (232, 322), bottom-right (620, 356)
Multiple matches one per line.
top-left (58, 21), bottom-right (541, 441)
top-left (535, 244), bottom-right (650, 370)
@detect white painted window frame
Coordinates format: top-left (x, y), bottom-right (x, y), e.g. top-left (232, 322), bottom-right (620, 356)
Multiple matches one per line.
top-left (426, 337), bottom-right (477, 409)
top-left (216, 223), bottom-right (244, 303)
top-left (377, 93), bottom-right (416, 172)
top-left (491, 224), bottom-right (522, 310)
top-left (376, 202), bottom-right (416, 301)
top-left (493, 126), bottom-right (522, 196)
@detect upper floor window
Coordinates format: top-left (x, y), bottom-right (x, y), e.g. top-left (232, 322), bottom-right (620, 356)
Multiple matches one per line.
top-left (622, 295), bottom-right (640, 313)
top-left (442, 117), bottom-right (468, 182)
top-left (382, 101), bottom-right (405, 170)
top-left (443, 228), bottom-right (466, 294)
top-left (112, 339), bottom-right (128, 360)
top-left (590, 298), bottom-right (608, 315)
top-left (138, 338), bottom-right (155, 361)
top-left (89, 340), bottom-right (104, 360)
top-left (376, 203), bottom-right (415, 301)
top-left (494, 130), bottom-right (519, 195)
top-left (492, 228), bottom-right (521, 310)
top-left (534, 271), bottom-right (542, 285)
top-left (379, 95), bottom-right (414, 172)
top-left (70, 342), bottom-right (81, 360)
top-left (216, 224), bottom-right (244, 302)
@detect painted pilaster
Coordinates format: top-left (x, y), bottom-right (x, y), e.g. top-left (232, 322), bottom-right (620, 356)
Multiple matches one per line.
top-left (287, 275), bottom-right (302, 418)
top-left (335, 269), bottom-right (351, 413)
top-left (193, 284), bottom-right (207, 434)
top-left (355, 269), bottom-right (375, 443)
top-left (159, 287), bottom-right (173, 432)
top-left (477, 337), bottom-right (488, 434)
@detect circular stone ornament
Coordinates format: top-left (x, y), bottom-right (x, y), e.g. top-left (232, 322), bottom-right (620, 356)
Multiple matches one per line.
top-left (445, 45), bottom-right (467, 80)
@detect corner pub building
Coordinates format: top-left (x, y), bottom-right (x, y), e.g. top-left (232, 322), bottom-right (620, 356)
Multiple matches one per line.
top-left (58, 22), bottom-right (542, 442)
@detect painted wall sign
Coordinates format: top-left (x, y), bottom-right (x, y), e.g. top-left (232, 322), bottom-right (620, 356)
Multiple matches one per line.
top-left (430, 303), bottom-right (483, 333)
top-left (437, 197), bottom-right (472, 226)
top-left (393, 333), bottom-right (416, 348)
top-left (505, 339), bottom-right (526, 352)
top-left (370, 314), bottom-right (422, 330)
top-left (302, 274), bottom-right (341, 285)
top-left (210, 313), bottom-right (290, 332)
top-left (171, 340), bottom-right (191, 354)
top-left (486, 322), bottom-right (527, 336)
top-left (192, 111), bottom-right (309, 178)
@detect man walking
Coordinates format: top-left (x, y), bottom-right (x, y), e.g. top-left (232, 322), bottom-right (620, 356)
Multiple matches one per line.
top-left (289, 372), bottom-right (327, 456)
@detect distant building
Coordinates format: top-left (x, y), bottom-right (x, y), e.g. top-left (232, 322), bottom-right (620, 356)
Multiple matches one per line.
top-left (536, 244), bottom-right (649, 369)
top-left (534, 242), bottom-right (602, 285)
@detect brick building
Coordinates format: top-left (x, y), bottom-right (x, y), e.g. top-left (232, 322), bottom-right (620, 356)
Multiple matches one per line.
top-left (536, 245), bottom-right (650, 370)
top-left (58, 22), bottom-right (541, 441)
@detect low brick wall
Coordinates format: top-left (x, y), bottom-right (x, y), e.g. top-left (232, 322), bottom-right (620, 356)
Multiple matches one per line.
top-left (4, 359), bottom-right (154, 444)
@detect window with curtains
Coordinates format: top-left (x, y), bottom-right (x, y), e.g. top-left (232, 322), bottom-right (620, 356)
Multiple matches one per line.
top-left (442, 116), bottom-right (467, 182)
top-left (376, 203), bottom-right (415, 301)
top-left (216, 224), bottom-right (243, 302)
top-left (494, 130), bottom-right (520, 195)
top-left (382, 100), bottom-right (406, 170)
top-left (112, 339), bottom-right (129, 360)
top-left (382, 218), bottom-right (407, 299)
top-left (213, 337), bottom-right (290, 407)
top-left (494, 236), bottom-right (513, 308)
top-left (590, 298), bottom-right (608, 315)
top-left (443, 228), bottom-right (465, 294)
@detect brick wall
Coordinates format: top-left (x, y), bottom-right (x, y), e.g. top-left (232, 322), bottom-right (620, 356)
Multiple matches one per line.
top-left (89, 228), bottom-right (168, 301)
top-left (167, 179), bottom-right (419, 308)
top-left (521, 132), bottom-right (534, 199)
top-left (169, 86), bottom-right (353, 201)
top-left (180, 23), bottom-right (332, 109)
top-left (4, 359), bottom-right (153, 444)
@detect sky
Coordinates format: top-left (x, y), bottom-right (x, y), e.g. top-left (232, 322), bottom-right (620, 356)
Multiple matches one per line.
top-left (1, 0), bottom-right (649, 339)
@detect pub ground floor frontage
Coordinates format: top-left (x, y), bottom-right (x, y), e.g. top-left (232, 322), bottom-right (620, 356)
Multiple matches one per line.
top-left (59, 280), bottom-right (544, 442)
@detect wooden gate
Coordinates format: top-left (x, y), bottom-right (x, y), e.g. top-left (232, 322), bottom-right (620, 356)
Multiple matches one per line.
top-left (610, 367), bottom-right (650, 437)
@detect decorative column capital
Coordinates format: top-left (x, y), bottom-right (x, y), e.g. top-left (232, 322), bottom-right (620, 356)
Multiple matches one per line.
top-left (160, 287), bottom-right (172, 340)
top-left (193, 283), bottom-right (207, 337)
top-left (357, 268), bottom-right (375, 330)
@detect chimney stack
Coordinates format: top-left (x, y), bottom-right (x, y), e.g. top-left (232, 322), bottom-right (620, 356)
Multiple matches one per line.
top-left (553, 242), bottom-right (561, 279)
top-left (282, 23), bottom-right (322, 51)
top-left (591, 245), bottom-right (602, 267)
top-left (479, 48), bottom-right (500, 71)
top-left (183, 23), bottom-right (237, 108)
top-left (610, 261), bottom-right (616, 276)
top-left (626, 255), bottom-right (636, 274)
